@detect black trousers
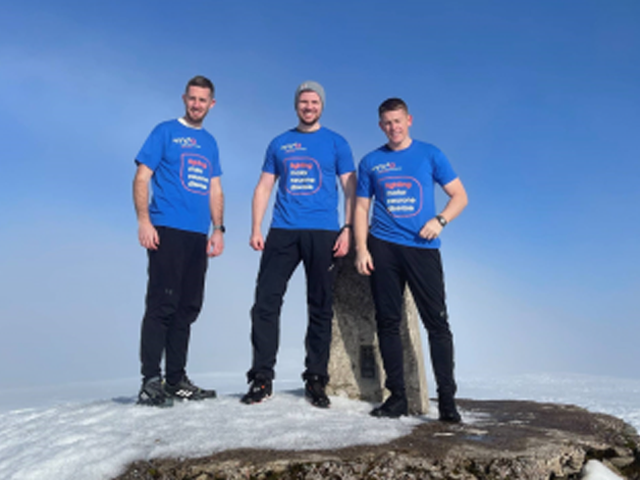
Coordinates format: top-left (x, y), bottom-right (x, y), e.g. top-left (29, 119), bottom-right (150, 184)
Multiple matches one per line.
top-left (368, 235), bottom-right (457, 399)
top-left (140, 226), bottom-right (208, 385)
top-left (248, 228), bottom-right (338, 382)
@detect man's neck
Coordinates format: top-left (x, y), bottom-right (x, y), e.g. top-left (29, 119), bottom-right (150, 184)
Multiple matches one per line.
top-left (179, 116), bottom-right (202, 129)
top-left (296, 122), bottom-right (321, 133)
top-left (387, 137), bottom-right (412, 151)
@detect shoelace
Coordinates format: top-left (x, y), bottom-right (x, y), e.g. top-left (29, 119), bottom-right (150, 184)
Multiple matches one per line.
top-left (178, 377), bottom-right (201, 392)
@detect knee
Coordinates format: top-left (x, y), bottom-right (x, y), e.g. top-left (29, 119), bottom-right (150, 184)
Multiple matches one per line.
top-left (307, 296), bottom-right (334, 321)
top-left (254, 286), bottom-right (286, 310)
top-left (181, 304), bottom-right (203, 324)
top-left (146, 290), bottom-right (180, 321)
top-left (251, 302), bottom-right (281, 323)
top-left (422, 309), bottom-right (452, 333)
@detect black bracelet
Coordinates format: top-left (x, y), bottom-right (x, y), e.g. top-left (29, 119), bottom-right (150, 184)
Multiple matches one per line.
top-left (340, 224), bottom-right (353, 232)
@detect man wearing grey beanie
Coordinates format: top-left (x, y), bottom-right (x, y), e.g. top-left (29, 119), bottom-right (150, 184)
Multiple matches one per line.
top-left (242, 81), bottom-right (356, 408)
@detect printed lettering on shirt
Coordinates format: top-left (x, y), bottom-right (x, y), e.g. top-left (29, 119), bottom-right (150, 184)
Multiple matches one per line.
top-left (285, 157), bottom-right (322, 195)
top-left (280, 142), bottom-right (306, 153)
top-left (371, 161), bottom-right (400, 173)
top-left (173, 137), bottom-right (200, 149)
top-left (180, 153), bottom-right (211, 195)
top-left (377, 176), bottom-right (423, 218)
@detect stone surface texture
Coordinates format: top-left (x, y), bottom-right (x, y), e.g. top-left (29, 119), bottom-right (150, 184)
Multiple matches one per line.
top-left (113, 399), bottom-right (640, 480)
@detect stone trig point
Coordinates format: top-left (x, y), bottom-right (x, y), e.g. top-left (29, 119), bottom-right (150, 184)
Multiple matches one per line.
top-left (326, 252), bottom-right (430, 414)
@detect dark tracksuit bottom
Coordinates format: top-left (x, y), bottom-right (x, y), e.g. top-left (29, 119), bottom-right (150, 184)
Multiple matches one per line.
top-left (368, 235), bottom-right (457, 400)
top-left (248, 228), bottom-right (338, 383)
top-left (140, 226), bottom-right (208, 385)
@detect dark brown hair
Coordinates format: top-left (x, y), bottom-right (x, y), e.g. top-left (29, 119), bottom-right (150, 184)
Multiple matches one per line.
top-left (378, 98), bottom-right (409, 117)
top-left (185, 75), bottom-right (215, 97)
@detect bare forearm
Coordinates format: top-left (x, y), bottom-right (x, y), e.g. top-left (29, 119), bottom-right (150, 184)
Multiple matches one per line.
top-left (133, 164), bottom-right (159, 249)
top-left (354, 198), bottom-right (370, 252)
top-left (353, 197), bottom-right (375, 275)
top-left (133, 177), bottom-right (151, 224)
top-left (210, 190), bottom-right (224, 226)
top-left (439, 178), bottom-right (468, 223)
top-left (340, 172), bottom-right (357, 225)
top-left (252, 186), bottom-right (271, 234)
top-left (440, 195), bottom-right (467, 223)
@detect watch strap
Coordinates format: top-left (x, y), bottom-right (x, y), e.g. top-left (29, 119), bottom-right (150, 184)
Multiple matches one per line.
top-left (435, 215), bottom-right (447, 227)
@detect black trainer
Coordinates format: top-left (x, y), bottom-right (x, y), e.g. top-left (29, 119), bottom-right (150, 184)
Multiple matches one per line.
top-left (137, 376), bottom-right (174, 407)
top-left (164, 375), bottom-right (217, 401)
top-left (304, 375), bottom-right (330, 408)
top-left (241, 376), bottom-right (273, 404)
top-left (370, 393), bottom-right (408, 418)
top-left (438, 397), bottom-right (461, 423)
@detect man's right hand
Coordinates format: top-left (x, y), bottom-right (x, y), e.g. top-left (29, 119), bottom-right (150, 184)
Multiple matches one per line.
top-left (138, 221), bottom-right (159, 250)
top-left (250, 231), bottom-right (265, 251)
top-left (355, 249), bottom-right (374, 276)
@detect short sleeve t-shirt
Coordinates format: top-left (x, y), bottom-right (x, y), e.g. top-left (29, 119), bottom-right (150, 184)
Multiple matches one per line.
top-left (135, 119), bottom-right (222, 235)
top-left (263, 127), bottom-right (355, 231)
top-left (357, 140), bottom-right (457, 249)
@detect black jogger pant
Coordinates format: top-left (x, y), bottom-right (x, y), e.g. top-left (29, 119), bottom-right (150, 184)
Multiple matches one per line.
top-left (140, 226), bottom-right (208, 385)
top-left (248, 228), bottom-right (338, 382)
top-left (368, 235), bottom-right (457, 399)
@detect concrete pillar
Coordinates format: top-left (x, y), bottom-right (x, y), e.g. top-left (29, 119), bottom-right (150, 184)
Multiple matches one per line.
top-left (327, 253), bottom-right (430, 415)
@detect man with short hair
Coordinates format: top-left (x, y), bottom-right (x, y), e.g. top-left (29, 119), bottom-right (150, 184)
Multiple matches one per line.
top-left (354, 98), bottom-right (468, 421)
top-left (241, 81), bottom-right (356, 408)
top-left (133, 75), bottom-right (225, 407)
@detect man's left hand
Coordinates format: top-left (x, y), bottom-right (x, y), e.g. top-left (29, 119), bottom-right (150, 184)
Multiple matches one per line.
top-left (419, 218), bottom-right (443, 241)
top-left (207, 230), bottom-right (224, 257)
top-left (333, 228), bottom-right (351, 258)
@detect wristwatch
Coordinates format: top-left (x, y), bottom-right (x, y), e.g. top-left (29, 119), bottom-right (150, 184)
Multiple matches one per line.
top-left (213, 225), bottom-right (226, 233)
top-left (435, 215), bottom-right (448, 227)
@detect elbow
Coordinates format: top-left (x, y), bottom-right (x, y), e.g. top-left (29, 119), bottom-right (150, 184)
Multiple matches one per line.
top-left (457, 186), bottom-right (469, 210)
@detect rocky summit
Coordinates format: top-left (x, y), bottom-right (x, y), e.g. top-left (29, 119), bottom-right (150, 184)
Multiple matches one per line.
top-left (114, 399), bottom-right (639, 480)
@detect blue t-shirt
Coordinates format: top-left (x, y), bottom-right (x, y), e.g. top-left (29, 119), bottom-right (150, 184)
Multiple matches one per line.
top-left (357, 140), bottom-right (457, 249)
top-left (263, 127), bottom-right (355, 231)
top-left (135, 119), bottom-right (222, 235)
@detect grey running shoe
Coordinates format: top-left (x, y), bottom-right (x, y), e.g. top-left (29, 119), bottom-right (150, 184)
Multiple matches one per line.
top-left (137, 376), bottom-right (174, 407)
top-left (165, 375), bottom-right (217, 401)
top-left (241, 376), bottom-right (273, 404)
top-left (304, 375), bottom-right (330, 408)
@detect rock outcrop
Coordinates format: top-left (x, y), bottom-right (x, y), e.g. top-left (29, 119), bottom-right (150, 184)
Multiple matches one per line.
top-left (113, 399), bottom-right (639, 479)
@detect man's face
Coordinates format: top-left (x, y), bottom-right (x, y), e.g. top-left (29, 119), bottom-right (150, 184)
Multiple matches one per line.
top-left (182, 86), bottom-right (215, 125)
top-left (379, 108), bottom-right (413, 148)
top-left (296, 91), bottom-right (323, 126)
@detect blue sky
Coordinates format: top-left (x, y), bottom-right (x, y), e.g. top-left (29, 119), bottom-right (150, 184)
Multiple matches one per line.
top-left (1, 0), bottom-right (638, 389)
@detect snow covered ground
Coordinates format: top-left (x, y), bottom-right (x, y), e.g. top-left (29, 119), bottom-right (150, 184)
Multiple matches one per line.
top-left (0, 372), bottom-right (637, 480)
